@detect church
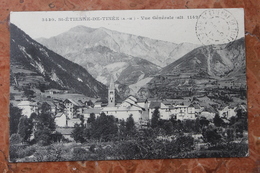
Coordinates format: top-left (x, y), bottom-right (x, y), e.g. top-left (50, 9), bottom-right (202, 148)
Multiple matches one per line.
top-left (102, 76), bottom-right (150, 123)
top-left (102, 76), bottom-right (197, 123)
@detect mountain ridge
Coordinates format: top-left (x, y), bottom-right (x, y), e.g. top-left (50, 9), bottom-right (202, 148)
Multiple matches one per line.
top-left (10, 23), bottom-right (108, 98)
top-left (36, 25), bottom-right (200, 68)
top-left (143, 37), bottom-right (246, 99)
top-left (160, 38), bottom-right (246, 78)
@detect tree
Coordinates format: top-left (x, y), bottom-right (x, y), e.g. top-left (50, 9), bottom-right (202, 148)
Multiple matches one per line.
top-left (175, 120), bottom-right (184, 132)
top-left (229, 116), bottom-right (236, 125)
top-left (213, 113), bottom-right (224, 127)
top-left (170, 117), bottom-right (178, 132)
top-left (233, 121), bottom-right (245, 138)
top-left (174, 135), bottom-right (194, 152)
top-left (71, 115), bottom-right (87, 143)
top-left (161, 121), bottom-right (173, 135)
top-left (124, 114), bottom-right (136, 137)
top-left (202, 127), bottom-right (222, 145)
top-left (199, 117), bottom-right (210, 127)
top-left (183, 120), bottom-right (196, 133)
top-left (236, 108), bottom-right (248, 131)
top-left (18, 116), bottom-right (33, 142)
top-left (37, 102), bottom-right (56, 131)
top-left (36, 112), bottom-right (56, 131)
top-left (9, 104), bottom-right (23, 135)
top-left (151, 107), bottom-right (160, 128)
top-left (118, 119), bottom-right (126, 140)
top-left (40, 102), bottom-right (52, 115)
top-left (194, 118), bottom-right (201, 133)
top-left (30, 112), bottom-right (37, 120)
top-left (34, 126), bottom-right (52, 146)
top-left (87, 113), bottom-right (96, 124)
top-left (126, 114), bottom-right (135, 132)
top-left (71, 124), bottom-right (86, 143)
top-left (90, 112), bottom-right (118, 141)
top-left (33, 103), bottom-right (56, 145)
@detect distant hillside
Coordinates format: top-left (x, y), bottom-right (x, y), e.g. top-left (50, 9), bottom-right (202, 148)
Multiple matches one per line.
top-left (160, 38), bottom-right (246, 78)
top-left (10, 24), bottom-right (107, 98)
top-left (146, 38), bottom-right (246, 99)
top-left (58, 44), bottom-right (161, 87)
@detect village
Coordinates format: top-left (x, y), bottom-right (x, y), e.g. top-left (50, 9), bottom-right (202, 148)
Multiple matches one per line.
top-left (11, 76), bottom-right (247, 141)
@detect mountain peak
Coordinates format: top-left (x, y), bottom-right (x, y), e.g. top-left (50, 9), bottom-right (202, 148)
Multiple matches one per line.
top-left (68, 25), bottom-right (96, 33)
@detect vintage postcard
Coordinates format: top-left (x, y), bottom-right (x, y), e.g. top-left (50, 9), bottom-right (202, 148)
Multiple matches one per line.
top-left (9, 9), bottom-right (248, 162)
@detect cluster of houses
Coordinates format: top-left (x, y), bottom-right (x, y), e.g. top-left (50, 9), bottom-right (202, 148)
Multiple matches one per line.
top-left (15, 78), bottom-right (246, 130)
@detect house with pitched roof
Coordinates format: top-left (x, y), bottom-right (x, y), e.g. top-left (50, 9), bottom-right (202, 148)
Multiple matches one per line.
top-left (102, 95), bottom-right (147, 122)
top-left (64, 99), bottom-right (85, 119)
top-left (170, 104), bottom-right (196, 120)
top-left (55, 112), bottom-right (67, 127)
top-left (82, 107), bottom-right (102, 120)
top-left (149, 101), bottom-right (171, 120)
top-left (218, 106), bottom-right (237, 119)
top-left (43, 100), bottom-right (57, 115)
top-left (17, 100), bottom-right (38, 118)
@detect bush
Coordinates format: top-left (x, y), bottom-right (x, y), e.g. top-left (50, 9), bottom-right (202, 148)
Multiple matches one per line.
top-left (202, 127), bottom-right (222, 145)
top-left (10, 133), bottom-right (22, 145)
top-left (9, 144), bottom-right (28, 161)
top-left (174, 135), bottom-right (194, 152)
top-left (92, 144), bottom-right (115, 160)
top-left (33, 147), bottom-right (49, 162)
top-left (46, 144), bottom-right (66, 161)
top-left (11, 143), bottom-right (69, 162)
top-left (116, 141), bottom-right (139, 159)
top-left (34, 127), bottom-right (52, 146)
top-left (208, 142), bottom-right (248, 157)
top-left (17, 148), bottom-right (36, 159)
top-left (182, 142), bottom-right (249, 158)
top-left (115, 139), bottom-right (175, 160)
top-left (71, 147), bottom-right (89, 161)
top-left (19, 145), bottom-right (37, 158)
top-left (16, 143), bottom-right (73, 162)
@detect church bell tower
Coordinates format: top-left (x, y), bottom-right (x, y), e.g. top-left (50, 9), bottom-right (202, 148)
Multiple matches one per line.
top-left (108, 76), bottom-right (115, 107)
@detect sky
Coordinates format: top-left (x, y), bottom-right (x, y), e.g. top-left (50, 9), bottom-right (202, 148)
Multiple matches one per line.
top-left (10, 9), bottom-right (245, 45)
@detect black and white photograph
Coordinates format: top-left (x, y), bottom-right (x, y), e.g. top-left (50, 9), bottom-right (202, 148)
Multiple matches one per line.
top-left (9, 9), bottom-right (248, 162)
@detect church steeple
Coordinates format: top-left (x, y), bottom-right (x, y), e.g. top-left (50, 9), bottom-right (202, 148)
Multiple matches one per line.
top-left (109, 75), bottom-right (115, 91)
top-left (108, 76), bottom-right (115, 107)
